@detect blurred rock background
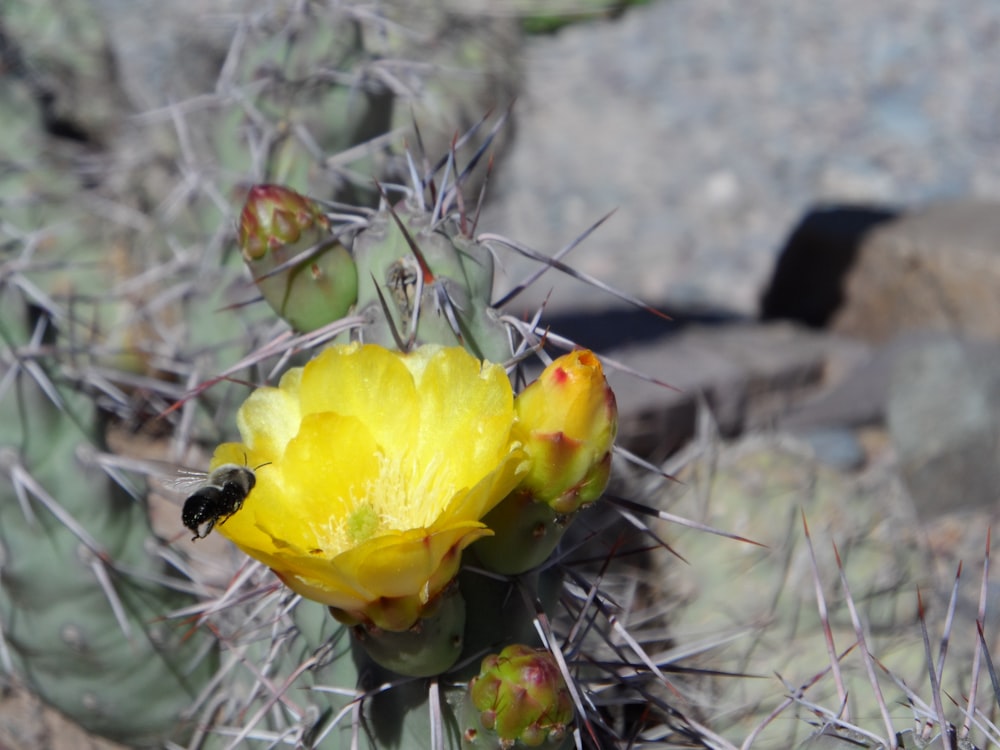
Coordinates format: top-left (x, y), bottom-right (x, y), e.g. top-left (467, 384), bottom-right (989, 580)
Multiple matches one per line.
top-left (485, 0), bottom-right (1000, 316)
top-left (5, 0), bottom-right (1000, 746)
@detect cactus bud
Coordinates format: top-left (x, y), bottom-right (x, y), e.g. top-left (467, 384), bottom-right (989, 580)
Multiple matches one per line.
top-left (473, 351), bottom-right (617, 575)
top-left (464, 645), bottom-right (574, 749)
top-left (350, 582), bottom-right (466, 678)
top-left (238, 184), bottom-right (358, 332)
top-left (514, 350), bottom-right (617, 514)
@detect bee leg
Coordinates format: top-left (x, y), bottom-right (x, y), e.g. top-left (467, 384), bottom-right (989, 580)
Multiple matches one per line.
top-left (191, 519), bottom-right (215, 541)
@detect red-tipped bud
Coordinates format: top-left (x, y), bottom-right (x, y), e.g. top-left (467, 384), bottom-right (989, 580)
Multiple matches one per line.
top-left (238, 184), bottom-right (358, 332)
top-left (466, 645), bottom-right (574, 749)
top-left (513, 350), bottom-right (617, 514)
top-left (239, 184), bottom-right (319, 260)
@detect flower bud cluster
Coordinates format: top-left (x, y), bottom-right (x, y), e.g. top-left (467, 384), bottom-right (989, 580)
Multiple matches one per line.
top-left (466, 645), bottom-right (574, 749)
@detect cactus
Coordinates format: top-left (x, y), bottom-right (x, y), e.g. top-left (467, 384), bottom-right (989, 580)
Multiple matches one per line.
top-left (0, 288), bottom-right (219, 746)
top-left (0, 1), bottom-right (643, 747)
top-left (0, 1), bottom-right (529, 747)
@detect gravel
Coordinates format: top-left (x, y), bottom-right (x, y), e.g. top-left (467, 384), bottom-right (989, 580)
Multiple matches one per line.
top-left (482, 0), bottom-right (1000, 317)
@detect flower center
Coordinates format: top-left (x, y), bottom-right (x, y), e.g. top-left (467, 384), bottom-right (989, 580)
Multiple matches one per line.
top-left (315, 451), bottom-right (458, 553)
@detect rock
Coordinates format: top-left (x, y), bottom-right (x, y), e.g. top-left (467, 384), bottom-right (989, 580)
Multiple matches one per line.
top-left (0, 680), bottom-right (126, 750)
top-left (830, 201), bottom-right (1000, 342)
top-left (775, 330), bottom-right (1000, 506)
top-left (607, 320), bottom-right (832, 457)
top-left (887, 335), bottom-right (1000, 517)
top-left (775, 334), bottom-right (897, 433)
top-left (483, 0), bottom-right (1000, 319)
top-left (759, 205), bottom-right (899, 328)
top-left (762, 201), bottom-right (1000, 344)
top-left (794, 427), bottom-right (867, 470)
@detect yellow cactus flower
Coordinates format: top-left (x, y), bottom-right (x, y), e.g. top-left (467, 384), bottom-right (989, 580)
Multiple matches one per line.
top-left (210, 343), bottom-right (526, 631)
top-left (513, 349), bottom-right (617, 514)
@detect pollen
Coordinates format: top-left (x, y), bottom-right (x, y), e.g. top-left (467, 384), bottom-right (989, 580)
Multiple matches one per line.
top-left (366, 452), bottom-right (456, 531)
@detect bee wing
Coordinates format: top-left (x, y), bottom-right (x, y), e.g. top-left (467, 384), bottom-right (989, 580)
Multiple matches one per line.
top-left (86, 451), bottom-right (209, 493)
top-left (170, 467), bottom-right (212, 493)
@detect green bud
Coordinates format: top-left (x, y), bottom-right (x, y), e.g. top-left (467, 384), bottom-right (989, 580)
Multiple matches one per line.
top-left (464, 645), bottom-right (574, 749)
top-left (347, 583), bottom-right (465, 678)
top-left (472, 489), bottom-right (565, 576)
top-left (238, 184), bottom-right (358, 332)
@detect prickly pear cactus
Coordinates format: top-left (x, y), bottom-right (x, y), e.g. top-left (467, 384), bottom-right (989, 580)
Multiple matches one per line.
top-left (179, 159), bottom-right (620, 747)
top-left (0, 1), bottom-right (530, 747)
top-left (8, 2), bottom-right (983, 750)
top-left (0, 291), bottom-right (219, 746)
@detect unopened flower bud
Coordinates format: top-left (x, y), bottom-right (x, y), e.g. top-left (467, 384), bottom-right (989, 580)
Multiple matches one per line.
top-left (238, 184), bottom-right (358, 332)
top-left (465, 645), bottom-right (574, 749)
top-left (514, 350), bottom-right (617, 514)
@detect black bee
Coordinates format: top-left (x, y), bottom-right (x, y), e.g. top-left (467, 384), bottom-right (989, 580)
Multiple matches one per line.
top-left (182, 464), bottom-right (260, 541)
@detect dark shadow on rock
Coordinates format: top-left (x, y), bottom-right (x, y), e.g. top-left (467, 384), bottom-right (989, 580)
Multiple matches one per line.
top-left (760, 204), bottom-right (899, 328)
top-left (534, 303), bottom-right (749, 352)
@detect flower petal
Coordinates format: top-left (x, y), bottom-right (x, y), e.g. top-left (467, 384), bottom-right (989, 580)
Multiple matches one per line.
top-left (236, 369), bottom-right (303, 459)
top-left (414, 347), bottom-right (516, 490)
top-left (298, 344), bottom-right (417, 454)
top-left (333, 523), bottom-right (489, 601)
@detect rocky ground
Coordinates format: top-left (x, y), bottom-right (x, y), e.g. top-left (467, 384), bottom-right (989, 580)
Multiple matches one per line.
top-left (5, 0), bottom-right (1000, 747)
top-left (484, 0), bottom-right (1000, 316)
